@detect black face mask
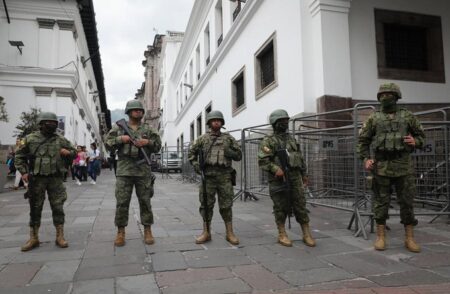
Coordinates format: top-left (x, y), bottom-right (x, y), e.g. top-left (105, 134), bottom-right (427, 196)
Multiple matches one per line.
top-left (42, 123), bottom-right (57, 135)
top-left (379, 94), bottom-right (397, 113)
top-left (274, 121), bottom-right (288, 133)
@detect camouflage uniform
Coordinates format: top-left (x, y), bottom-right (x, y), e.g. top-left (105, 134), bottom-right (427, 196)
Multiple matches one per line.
top-left (188, 131), bottom-right (241, 223)
top-left (105, 122), bottom-right (161, 227)
top-left (357, 83), bottom-right (424, 252)
top-left (188, 110), bottom-right (241, 245)
top-left (258, 109), bottom-right (315, 247)
top-left (15, 132), bottom-right (76, 226)
top-left (15, 112), bottom-right (77, 251)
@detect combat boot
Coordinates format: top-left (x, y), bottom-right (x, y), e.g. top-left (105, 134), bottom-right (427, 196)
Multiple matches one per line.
top-left (404, 225), bottom-right (421, 253)
top-left (225, 222), bottom-right (239, 245)
top-left (301, 223), bottom-right (316, 247)
top-left (374, 224), bottom-right (386, 251)
top-left (114, 227), bottom-right (126, 247)
top-left (21, 226), bottom-right (40, 252)
top-left (195, 222), bottom-right (211, 244)
top-left (55, 225), bottom-right (68, 248)
top-left (144, 225), bottom-right (154, 245)
top-left (277, 224), bottom-right (293, 247)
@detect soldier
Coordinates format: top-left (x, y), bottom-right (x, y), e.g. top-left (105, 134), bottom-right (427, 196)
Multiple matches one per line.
top-left (188, 110), bottom-right (241, 245)
top-left (105, 100), bottom-right (161, 246)
top-left (15, 112), bottom-right (77, 251)
top-left (258, 109), bottom-right (315, 247)
top-left (357, 83), bottom-right (425, 253)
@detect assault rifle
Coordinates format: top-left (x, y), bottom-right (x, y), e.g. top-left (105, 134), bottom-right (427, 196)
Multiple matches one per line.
top-left (275, 148), bottom-right (294, 229)
top-left (116, 119), bottom-right (152, 166)
top-left (198, 148), bottom-right (209, 233)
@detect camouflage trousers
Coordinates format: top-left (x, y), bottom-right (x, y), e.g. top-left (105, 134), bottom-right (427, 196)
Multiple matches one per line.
top-left (28, 175), bottom-right (67, 226)
top-left (198, 172), bottom-right (234, 223)
top-left (372, 174), bottom-right (417, 225)
top-left (114, 176), bottom-right (154, 227)
top-left (269, 175), bottom-right (309, 225)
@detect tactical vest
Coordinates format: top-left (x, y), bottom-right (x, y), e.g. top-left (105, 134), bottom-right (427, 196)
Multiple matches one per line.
top-left (116, 126), bottom-right (141, 158)
top-left (205, 134), bottom-right (231, 167)
top-left (270, 134), bottom-right (304, 169)
top-left (373, 109), bottom-right (411, 153)
top-left (29, 135), bottom-right (63, 175)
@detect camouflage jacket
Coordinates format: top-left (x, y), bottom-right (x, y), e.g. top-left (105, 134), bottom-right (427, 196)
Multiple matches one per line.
top-left (188, 131), bottom-right (241, 173)
top-left (15, 131), bottom-right (77, 176)
top-left (105, 121), bottom-right (161, 177)
top-left (258, 132), bottom-right (307, 181)
top-left (357, 108), bottom-right (425, 177)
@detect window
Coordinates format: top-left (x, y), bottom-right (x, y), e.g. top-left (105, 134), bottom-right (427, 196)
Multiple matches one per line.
top-left (190, 121), bottom-right (195, 142)
top-left (231, 67), bottom-right (245, 114)
top-left (204, 24), bottom-right (210, 66)
top-left (375, 9), bottom-right (445, 83)
top-left (215, 0), bottom-right (223, 47)
top-left (196, 45), bottom-right (201, 80)
top-left (205, 103), bottom-right (212, 130)
top-left (255, 33), bottom-right (277, 98)
top-left (196, 114), bottom-right (202, 137)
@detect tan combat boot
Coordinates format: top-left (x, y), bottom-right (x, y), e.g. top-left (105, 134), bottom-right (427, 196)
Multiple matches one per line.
top-left (144, 225), bottom-right (154, 245)
top-left (55, 225), bottom-right (69, 248)
top-left (21, 226), bottom-right (40, 252)
top-left (404, 225), bottom-right (421, 253)
top-left (225, 222), bottom-right (239, 245)
top-left (114, 226), bottom-right (126, 247)
top-left (301, 223), bottom-right (316, 247)
top-left (374, 224), bottom-right (386, 251)
top-left (277, 224), bottom-right (293, 247)
top-left (195, 222), bottom-right (211, 244)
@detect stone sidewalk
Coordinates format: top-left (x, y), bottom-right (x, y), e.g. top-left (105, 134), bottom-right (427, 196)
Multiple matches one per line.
top-left (1, 170), bottom-right (450, 293)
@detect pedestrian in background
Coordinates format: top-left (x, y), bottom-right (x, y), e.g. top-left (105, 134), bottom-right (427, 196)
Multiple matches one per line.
top-left (87, 142), bottom-right (100, 184)
top-left (357, 83), bottom-right (425, 253)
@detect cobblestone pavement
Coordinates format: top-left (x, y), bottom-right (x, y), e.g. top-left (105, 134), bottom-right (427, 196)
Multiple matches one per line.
top-left (1, 170), bottom-right (450, 293)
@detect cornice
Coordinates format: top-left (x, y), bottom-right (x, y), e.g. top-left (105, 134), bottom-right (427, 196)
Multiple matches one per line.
top-left (34, 86), bottom-right (53, 96)
top-left (309, 0), bottom-right (351, 17)
top-left (2, 1), bottom-right (77, 21)
top-left (55, 87), bottom-right (77, 103)
top-left (37, 18), bottom-right (55, 29)
top-left (174, 0), bottom-right (262, 125)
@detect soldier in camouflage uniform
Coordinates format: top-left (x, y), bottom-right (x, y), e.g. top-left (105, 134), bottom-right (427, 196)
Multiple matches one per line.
top-left (357, 83), bottom-right (425, 253)
top-left (15, 112), bottom-right (77, 251)
top-left (188, 110), bottom-right (241, 245)
top-left (258, 109), bottom-right (315, 247)
top-left (105, 100), bottom-right (161, 246)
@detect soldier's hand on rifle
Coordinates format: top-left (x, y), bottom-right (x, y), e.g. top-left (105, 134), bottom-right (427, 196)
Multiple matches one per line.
top-left (364, 159), bottom-right (374, 170)
top-left (275, 168), bottom-right (285, 179)
top-left (134, 139), bottom-right (150, 148)
top-left (302, 176), bottom-right (309, 187)
top-left (403, 134), bottom-right (415, 147)
top-left (60, 148), bottom-right (71, 156)
top-left (120, 135), bottom-right (132, 144)
top-left (22, 173), bottom-right (29, 183)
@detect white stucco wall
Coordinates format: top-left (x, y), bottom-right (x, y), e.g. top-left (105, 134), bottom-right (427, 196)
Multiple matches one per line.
top-left (0, 0), bottom-right (102, 147)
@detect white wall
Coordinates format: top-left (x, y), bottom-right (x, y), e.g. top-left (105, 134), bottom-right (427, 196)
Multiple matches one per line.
top-left (349, 0), bottom-right (450, 102)
top-left (0, 0), bottom-right (102, 146)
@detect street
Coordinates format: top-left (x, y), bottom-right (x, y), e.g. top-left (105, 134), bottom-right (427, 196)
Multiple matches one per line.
top-left (1, 170), bottom-right (450, 294)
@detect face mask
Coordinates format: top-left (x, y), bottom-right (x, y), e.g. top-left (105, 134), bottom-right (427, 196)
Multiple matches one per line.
top-left (379, 94), bottom-right (397, 112)
top-left (42, 123), bottom-right (57, 135)
top-left (274, 121), bottom-right (288, 133)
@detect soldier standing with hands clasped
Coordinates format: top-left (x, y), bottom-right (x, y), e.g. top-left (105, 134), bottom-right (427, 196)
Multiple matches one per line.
top-left (258, 109), bottom-right (315, 248)
top-left (105, 100), bottom-right (161, 247)
top-left (15, 112), bottom-right (77, 251)
top-left (188, 111), bottom-right (241, 245)
top-left (357, 83), bottom-right (425, 253)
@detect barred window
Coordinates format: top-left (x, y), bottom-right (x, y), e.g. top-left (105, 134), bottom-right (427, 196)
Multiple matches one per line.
top-left (190, 122), bottom-right (194, 142)
top-left (375, 9), bottom-right (445, 83)
top-left (255, 33), bottom-right (277, 98)
top-left (196, 114), bottom-right (202, 137)
top-left (232, 67), bottom-right (245, 115)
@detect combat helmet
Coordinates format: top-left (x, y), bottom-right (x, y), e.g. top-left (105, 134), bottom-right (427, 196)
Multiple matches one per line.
top-left (37, 112), bottom-right (58, 124)
top-left (206, 110), bottom-right (225, 125)
top-left (269, 109), bottom-right (290, 125)
top-left (125, 100), bottom-right (145, 114)
top-left (377, 83), bottom-right (402, 100)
